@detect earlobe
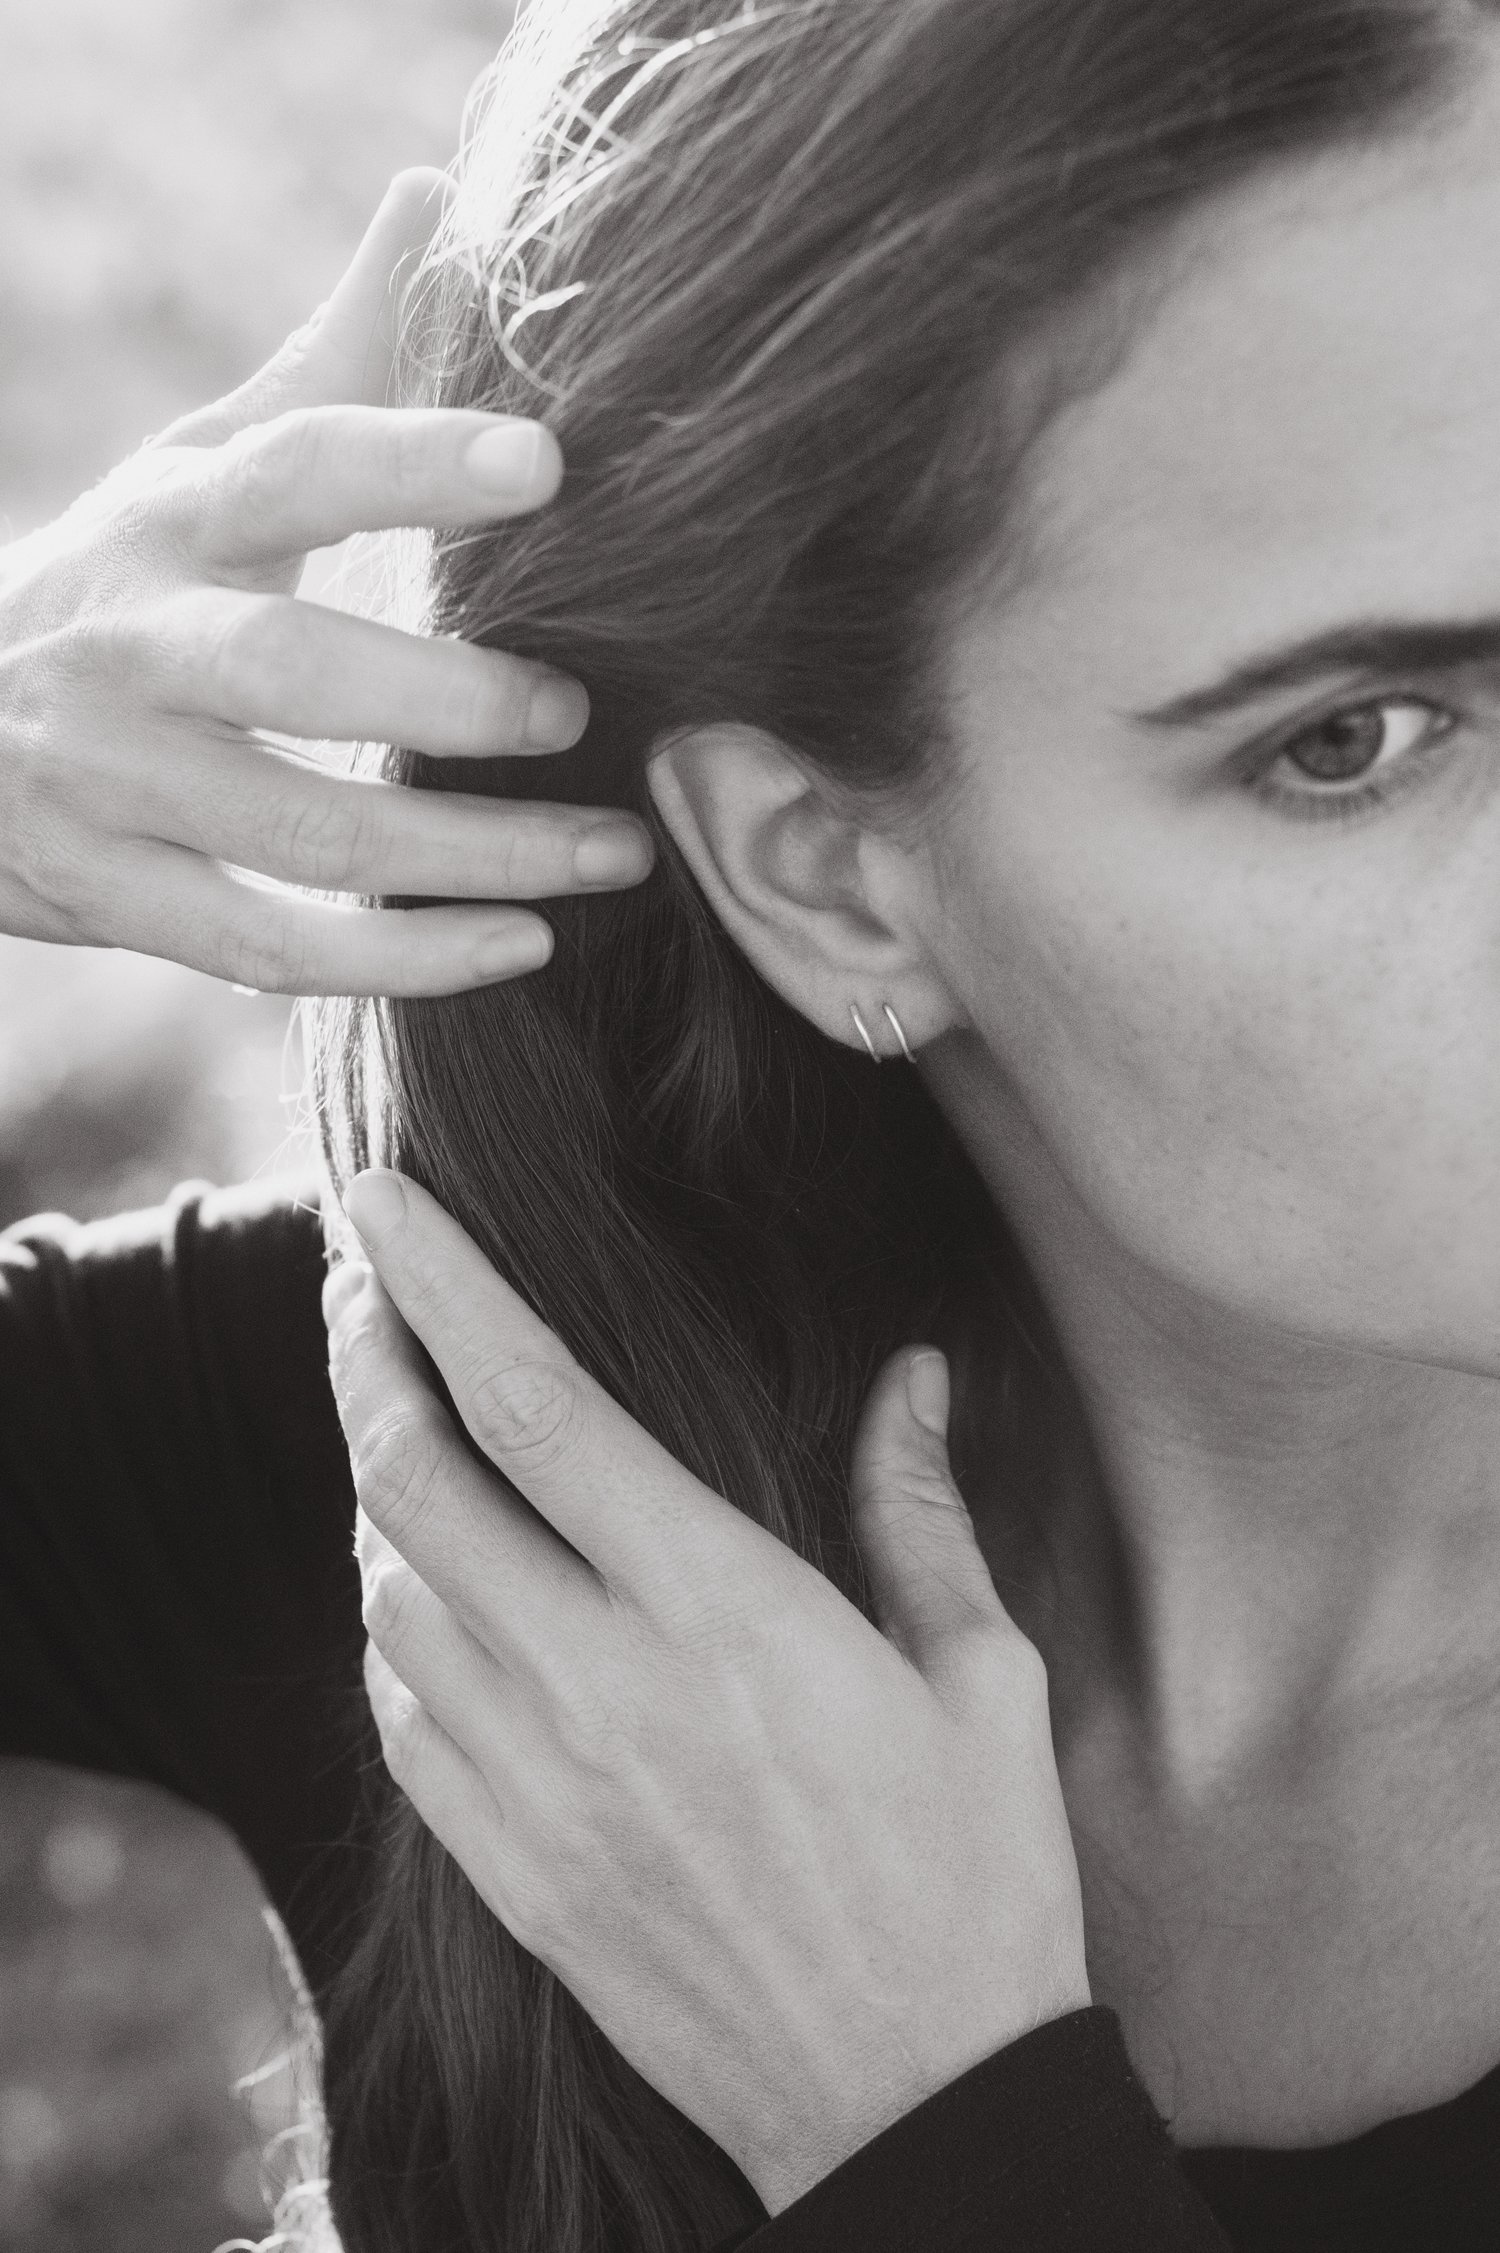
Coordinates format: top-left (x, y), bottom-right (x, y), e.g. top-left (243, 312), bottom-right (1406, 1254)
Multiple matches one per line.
top-left (646, 725), bottom-right (961, 1058)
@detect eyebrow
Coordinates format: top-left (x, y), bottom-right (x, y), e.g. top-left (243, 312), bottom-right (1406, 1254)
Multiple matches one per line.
top-left (1132, 616), bottom-right (1500, 730)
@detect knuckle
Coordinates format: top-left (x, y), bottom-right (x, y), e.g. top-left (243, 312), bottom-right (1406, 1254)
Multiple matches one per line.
top-left (259, 331), bottom-right (318, 392)
top-left (65, 461), bottom-right (183, 557)
top-left (139, 461), bottom-right (214, 558)
top-left (469, 816), bottom-right (523, 894)
top-left (872, 1463), bottom-right (963, 1524)
top-left (202, 596), bottom-right (308, 717)
top-left (353, 1407), bottom-right (445, 1544)
top-left (425, 643), bottom-right (505, 751)
top-left (375, 1690), bottom-right (424, 1786)
top-left (1006, 1628), bottom-right (1052, 1704)
top-left (659, 1577), bottom-right (771, 1674)
top-left (194, 597), bottom-right (259, 712)
top-left (24, 835), bottom-right (94, 923)
top-left (551, 1668), bottom-right (633, 1775)
top-left (219, 908), bottom-right (312, 996)
top-left (43, 612), bottom-right (151, 709)
top-left (467, 1356), bottom-right (584, 1478)
top-left (223, 409), bottom-right (325, 532)
top-left (363, 1642), bottom-right (424, 1773)
top-left (266, 784), bottom-right (375, 888)
top-left (362, 1559), bottom-right (432, 1685)
top-left (5, 758), bottom-right (97, 928)
top-left (383, 415), bottom-right (439, 509)
top-left (361, 1554), bottom-right (424, 1660)
top-left (470, 657), bottom-right (533, 752)
top-left (502, 1874), bottom-right (563, 1965)
top-left (11, 819), bottom-right (95, 928)
top-left (53, 613), bottom-right (128, 685)
top-left (949, 1614), bottom-right (1045, 1706)
top-left (106, 607), bottom-right (192, 706)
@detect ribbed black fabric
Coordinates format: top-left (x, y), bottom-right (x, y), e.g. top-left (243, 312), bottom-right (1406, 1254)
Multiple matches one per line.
top-left (1, 1181), bottom-right (1497, 2251)
top-left (0, 1180), bottom-right (368, 1992)
top-left (721, 2008), bottom-right (1228, 2250)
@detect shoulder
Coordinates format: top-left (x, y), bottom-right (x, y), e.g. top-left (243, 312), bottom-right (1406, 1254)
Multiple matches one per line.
top-left (0, 1180), bottom-right (364, 1937)
top-left (0, 1173), bottom-right (342, 1506)
top-left (0, 1170), bottom-right (326, 1311)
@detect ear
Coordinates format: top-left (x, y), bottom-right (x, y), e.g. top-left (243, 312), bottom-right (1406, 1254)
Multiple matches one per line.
top-left (647, 725), bottom-right (962, 1059)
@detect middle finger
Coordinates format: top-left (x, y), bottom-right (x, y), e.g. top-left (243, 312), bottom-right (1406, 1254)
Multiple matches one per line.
top-left (146, 584), bottom-right (591, 757)
top-left (184, 404), bottom-right (565, 564)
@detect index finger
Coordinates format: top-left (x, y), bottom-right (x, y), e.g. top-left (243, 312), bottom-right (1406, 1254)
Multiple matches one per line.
top-left (327, 1262), bottom-right (605, 1664)
top-left (300, 167), bottom-right (454, 404)
top-left (159, 168), bottom-right (453, 449)
top-left (340, 1169), bottom-right (742, 1596)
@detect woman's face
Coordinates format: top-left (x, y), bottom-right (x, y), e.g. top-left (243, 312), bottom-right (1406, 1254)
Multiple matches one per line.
top-left (919, 85), bottom-right (1500, 1380)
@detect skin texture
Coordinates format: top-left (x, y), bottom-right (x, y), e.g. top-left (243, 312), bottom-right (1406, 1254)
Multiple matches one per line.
top-left (331, 1175), bottom-right (1089, 2218)
top-left (34, 47), bottom-right (1500, 2211)
top-left (335, 49), bottom-right (1500, 2199)
top-left (651, 68), bottom-right (1500, 2143)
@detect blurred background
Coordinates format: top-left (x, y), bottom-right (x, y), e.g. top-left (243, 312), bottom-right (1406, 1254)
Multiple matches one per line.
top-left (0, 1), bottom-right (514, 2242)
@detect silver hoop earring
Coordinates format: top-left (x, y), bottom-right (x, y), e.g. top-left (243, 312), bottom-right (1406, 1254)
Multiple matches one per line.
top-left (882, 1004), bottom-right (914, 1064)
top-left (849, 1002), bottom-right (881, 1061)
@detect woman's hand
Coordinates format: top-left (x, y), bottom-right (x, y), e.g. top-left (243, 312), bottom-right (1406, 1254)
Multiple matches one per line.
top-left (327, 1169), bottom-right (1090, 2219)
top-left (0, 170), bottom-right (652, 996)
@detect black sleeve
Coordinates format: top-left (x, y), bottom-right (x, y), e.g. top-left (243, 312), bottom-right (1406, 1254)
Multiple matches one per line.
top-left (716, 2010), bottom-right (1230, 2253)
top-left (0, 1186), bottom-right (1228, 2247)
top-left (0, 1178), bottom-right (366, 1971)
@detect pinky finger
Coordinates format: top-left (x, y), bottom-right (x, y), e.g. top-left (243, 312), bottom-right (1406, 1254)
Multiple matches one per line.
top-left (363, 1642), bottom-right (524, 1930)
top-left (105, 842), bottom-right (553, 997)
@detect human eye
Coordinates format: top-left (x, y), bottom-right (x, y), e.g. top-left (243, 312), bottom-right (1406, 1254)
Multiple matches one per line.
top-left (1245, 694), bottom-right (1459, 821)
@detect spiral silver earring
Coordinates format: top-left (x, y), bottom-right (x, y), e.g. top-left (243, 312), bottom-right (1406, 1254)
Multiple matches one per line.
top-left (882, 1003), bottom-right (914, 1063)
top-left (849, 1002), bottom-right (881, 1060)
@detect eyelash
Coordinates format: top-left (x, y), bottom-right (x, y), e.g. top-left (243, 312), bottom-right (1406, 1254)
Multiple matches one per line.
top-left (1244, 694), bottom-right (1460, 824)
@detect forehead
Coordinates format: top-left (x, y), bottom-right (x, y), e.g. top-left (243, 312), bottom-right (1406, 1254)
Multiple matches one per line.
top-left (1001, 75), bottom-right (1500, 680)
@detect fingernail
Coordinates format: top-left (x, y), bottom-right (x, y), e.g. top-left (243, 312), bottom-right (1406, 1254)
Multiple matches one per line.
top-left (465, 420), bottom-right (549, 498)
top-left (321, 1257), bottom-right (371, 1330)
top-left (343, 1169), bottom-right (408, 1246)
top-left (526, 673), bottom-right (590, 751)
top-left (573, 822), bottom-right (653, 888)
top-left (906, 1351), bottom-right (950, 1437)
top-left (473, 921), bottom-right (552, 980)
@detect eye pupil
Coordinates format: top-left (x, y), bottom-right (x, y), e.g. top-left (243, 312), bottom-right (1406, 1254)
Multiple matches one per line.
top-left (1286, 707), bottom-right (1388, 783)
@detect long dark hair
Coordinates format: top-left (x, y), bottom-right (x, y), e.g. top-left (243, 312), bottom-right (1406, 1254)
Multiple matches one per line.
top-left (312, 2), bottom-right (1477, 2245)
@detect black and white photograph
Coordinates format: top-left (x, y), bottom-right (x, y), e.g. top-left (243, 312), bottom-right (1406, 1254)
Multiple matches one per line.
top-left (2, 2), bottom-right (1498, 2248)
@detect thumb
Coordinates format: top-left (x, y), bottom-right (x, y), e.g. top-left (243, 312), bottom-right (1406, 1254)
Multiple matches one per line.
top-left (850, 1349), bottom-right (1005, 1676)
top-left (156, 167), bottom-right (455, 449)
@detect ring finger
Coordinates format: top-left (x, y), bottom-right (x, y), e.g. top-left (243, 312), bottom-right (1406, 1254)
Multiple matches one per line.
top-left (137, 731), bottom-right (653, 899)
top-left (98, 840), bottom-right (552, 995)
top-left (362, 1641), bottom-right (531, 1932)
top-left (359, 1555), bottom-right (595, 1865)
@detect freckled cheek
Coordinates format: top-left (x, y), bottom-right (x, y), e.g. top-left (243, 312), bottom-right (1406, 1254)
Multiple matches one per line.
top-left (969, 886), bottom-right (1349, 1202)
top-left (949, 836), bottom-right (1500, 1348)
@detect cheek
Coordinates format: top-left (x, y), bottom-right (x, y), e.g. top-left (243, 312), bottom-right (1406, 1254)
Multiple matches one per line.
top-left (940, 799), bottom-right (1500, 1369)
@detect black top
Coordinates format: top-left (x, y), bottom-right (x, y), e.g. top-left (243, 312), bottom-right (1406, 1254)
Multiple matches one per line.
top-left (1, 1181), bottom-right (1496, 2252)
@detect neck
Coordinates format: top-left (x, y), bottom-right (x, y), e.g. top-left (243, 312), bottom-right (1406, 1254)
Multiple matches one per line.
top-left (931, 1069), bottom-right (1500, 1800)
